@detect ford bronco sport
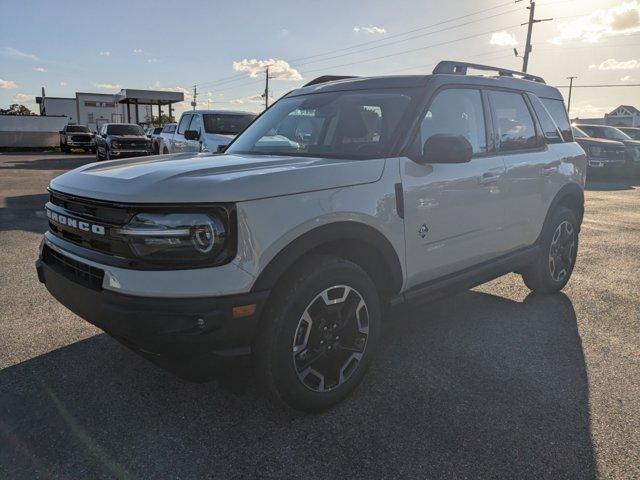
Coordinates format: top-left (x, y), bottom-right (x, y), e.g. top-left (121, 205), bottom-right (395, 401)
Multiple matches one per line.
top-left (36, 62), bottom-right (586, 412)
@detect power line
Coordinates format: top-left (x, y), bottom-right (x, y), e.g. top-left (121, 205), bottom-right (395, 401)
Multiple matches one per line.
top-left (555, 84), bottom-right (640, 88)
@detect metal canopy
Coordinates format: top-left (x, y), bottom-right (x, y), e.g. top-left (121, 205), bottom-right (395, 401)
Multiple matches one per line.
top-left (115, 89), bottom-right (184, 105)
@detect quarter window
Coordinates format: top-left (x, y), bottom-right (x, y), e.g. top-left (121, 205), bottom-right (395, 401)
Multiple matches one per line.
top-left (419, 88), bottom-right (487, 155)
top-left (541, 98), bottom-right (573, 142)
top-left (177, 114), bottom-right (192, 134)
top-left (490, 91), bottom-right (538, 152)
top-left (528, 94), bottom-right (562, 143)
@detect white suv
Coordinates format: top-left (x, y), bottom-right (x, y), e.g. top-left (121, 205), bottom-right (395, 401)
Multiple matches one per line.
top-left (164, 109), bottom-right (255, 154)
top-left (37, 62), bottom-right (586, 412)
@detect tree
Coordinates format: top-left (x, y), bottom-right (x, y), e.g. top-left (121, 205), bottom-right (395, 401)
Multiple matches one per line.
top-left (150, 113), bottom-right (175, 125)
top-left (0, 104), bottom-right (35, 116)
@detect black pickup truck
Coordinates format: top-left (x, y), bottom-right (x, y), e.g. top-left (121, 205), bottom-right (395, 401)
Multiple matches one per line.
top-left (59, 125), bottom-right (95, 153)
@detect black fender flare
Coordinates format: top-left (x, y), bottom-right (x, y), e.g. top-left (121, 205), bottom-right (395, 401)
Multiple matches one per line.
top-left (537, 182), bottom-right (584, 242)
top-left (251, 221), bottom-right (404, 294)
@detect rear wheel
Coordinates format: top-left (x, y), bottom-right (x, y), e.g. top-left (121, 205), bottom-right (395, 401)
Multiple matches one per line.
top-left (522, 206), bottom-right (578, 293)
top-left (60, 142), bottom-right (69, 153)
top-left (162, 147), bottom-right (169, 154)
top-left (254, 255), bottom-right (381, 412)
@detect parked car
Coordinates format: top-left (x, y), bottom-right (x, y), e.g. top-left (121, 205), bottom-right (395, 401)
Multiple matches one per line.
top-left (155, 122), bottom-right (177, 154)
top-left (37, 61), bottom-right (585, 412)
top-left (59, 124), bottom-right (95, 153)
top-left (572, 126), bottom-right (626, 177)
top-left (618, 126), bottom-right (640, 141)
top-left (575, 124), bottom-right (640, 173)
top-left (164, 110), bottom-right (255, 154)
top-left (94, 123), bottom-right (152, 161)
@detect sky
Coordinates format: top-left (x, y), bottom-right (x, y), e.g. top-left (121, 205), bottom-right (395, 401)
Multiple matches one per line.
top-left (1, 0), bottom-right (639, 119)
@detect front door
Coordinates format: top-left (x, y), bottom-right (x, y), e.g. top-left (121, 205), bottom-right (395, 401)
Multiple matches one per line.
top-left (171, 114), bottom-right (192, 153)
top-left (401, 87), bottom-right (507, 289)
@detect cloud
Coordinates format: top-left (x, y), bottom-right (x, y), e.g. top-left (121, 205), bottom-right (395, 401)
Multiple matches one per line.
top-left (233, 58), bottom-right (302, 81)
top-left (490, 31), bottom-right (517, 46)
top-left (279, 28), bottom-right (290, 37)
top-left (93, 82), bottom-right (121, 90)
top-left (99, 51), bottom-right (111, 56)
top-left (60, 81), bottom-right (67, 86)
top-left (13, 93), bottom-right (32, 103)
top-left (552, 1), bottom-right (640, 43)
top-left (588, 58), bottom-right (639, 70)
top-left (1, 46), bottom-right (38, 60)
top-left (33, 66), bottom-right (46, 72)
top-left (621, 75), bottom-right (632, 80)
top-left (133, 48), bottom-right (144, 55)
top-left (0, 78), bottom-right (17, 89)
top-left (230, 93), bottom-right (275, 105)
top-left (571, 102), bottom-right (613, 118)
top-left (353, 25), bottom-right (386, 34)
top-left (147, 58), bottom-right (159, 63)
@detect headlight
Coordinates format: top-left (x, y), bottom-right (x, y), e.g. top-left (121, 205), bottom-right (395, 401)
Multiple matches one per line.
top-left (114, 211), bottom-right (234, 268)
top-left (588, 145), bottom-right (603, 157)
top-left (112, 141), bottom-right (121, 149)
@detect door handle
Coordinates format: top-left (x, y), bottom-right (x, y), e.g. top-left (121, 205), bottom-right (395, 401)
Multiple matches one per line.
top-left (478, 171), bottom-right (501, 185)
top-left (542, 165), bottom-right (559, 176)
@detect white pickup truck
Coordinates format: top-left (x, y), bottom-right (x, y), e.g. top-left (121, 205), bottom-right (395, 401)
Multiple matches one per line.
top-left (163, 109), bottom-right (256, 154)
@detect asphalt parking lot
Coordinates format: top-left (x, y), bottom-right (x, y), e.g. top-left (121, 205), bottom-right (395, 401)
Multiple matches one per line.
top-left (0, 152), bottom-right (638, 479)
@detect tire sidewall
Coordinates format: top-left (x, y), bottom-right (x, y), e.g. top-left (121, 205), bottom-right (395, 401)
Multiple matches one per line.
top-left (263, 259), bottom-right (381, 412)
top-left (540, 207), bottom-right (579, 290)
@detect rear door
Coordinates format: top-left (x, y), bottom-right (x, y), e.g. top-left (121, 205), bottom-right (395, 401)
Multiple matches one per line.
top-left (488, 90), bottom-right (549, 249)
top-left (171, 114), bottom-right (192, 153)
top-left (400, 87), bottom-right (508, 288)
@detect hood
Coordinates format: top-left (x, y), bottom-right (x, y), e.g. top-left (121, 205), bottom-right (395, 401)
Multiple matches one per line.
top-left (621, 139), bottom-right (640, 147)
top-left (202, 132), bottom-right (236, 144)
top-left (575, 137), bottom-right (625, 148)
top-left (110, 135), bottom-right (147, 141)
top-left (50, 152), bottom-right (386, 203)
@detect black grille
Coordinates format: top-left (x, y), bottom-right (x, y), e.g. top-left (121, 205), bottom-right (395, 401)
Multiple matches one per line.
top-left (43, 245), bottom-right (104, 290)
top-left (71, 135), bottom-right (92, 142)
top-left (603, 148), bottom-right (625, 160)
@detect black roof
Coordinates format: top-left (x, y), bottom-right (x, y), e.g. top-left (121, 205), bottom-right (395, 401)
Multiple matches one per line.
top-left (288, 61), bottom-right (563, 101)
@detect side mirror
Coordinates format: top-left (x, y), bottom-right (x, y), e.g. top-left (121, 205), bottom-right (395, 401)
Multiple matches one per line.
top-left (217, 144), bottom-right (227, 153)
top-left (101, 133), bottom-right (107, 138)
top-left (417, 134), bottom-right (473, 164)
top-left (184, 129), bottom-right (200, 141)
top-left (59, 130), bottom-right (64, 134)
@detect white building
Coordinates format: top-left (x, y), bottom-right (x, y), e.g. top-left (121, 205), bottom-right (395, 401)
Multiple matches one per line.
top-left (604, 105), bottom-right (640, 127)
top-left (36, 87), bottom-right (184, 132)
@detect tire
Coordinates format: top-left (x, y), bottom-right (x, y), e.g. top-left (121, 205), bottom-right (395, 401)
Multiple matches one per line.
top-left (153, 142), bottom-right (160, 155)
top-left (254, 255), bottom-right (381, 412)
top-left (95, 147), bottom-right (101, 161)
top-left (521, 206), bottom-right (579, 294)
top-left (60, 142), bottom-right (68, 153)
top-left (162, 147), bottom-right (169, 154)
top-left (105, 147), bottom-right (111, 161)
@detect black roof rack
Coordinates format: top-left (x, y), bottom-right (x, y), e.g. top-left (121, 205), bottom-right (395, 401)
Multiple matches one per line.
top-left (303, 75), bottom-right (358, 87)
top-left (433, 61), bottom-right (545, 84)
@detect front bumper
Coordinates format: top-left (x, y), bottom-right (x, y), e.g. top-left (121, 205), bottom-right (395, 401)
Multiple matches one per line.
top-left (110, 149), bottom-right (151, 157)
top-left (36, 247), bottom-right (269, 381)
top-left (586, 157), bottom-right (626, 172)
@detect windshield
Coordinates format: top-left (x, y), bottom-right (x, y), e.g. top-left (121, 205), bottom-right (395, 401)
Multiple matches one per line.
top-left (203, 114), bottom-right (255, 135)
top-left (107, 124), bottom-right (145, 136)
top-left (572, 126), bottom-right (588, 138)
top-left (67, 125), bottom-right (89, 133)
top-left (227, 89), bottom-right (414, 159)
top-left (602, 126), bottom-right (632, 141)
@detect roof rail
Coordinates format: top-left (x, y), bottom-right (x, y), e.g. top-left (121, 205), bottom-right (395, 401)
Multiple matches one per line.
top-left (432, 61), bottom-right (545, 84)
top-left (303, 75), bottom-right (358, 87)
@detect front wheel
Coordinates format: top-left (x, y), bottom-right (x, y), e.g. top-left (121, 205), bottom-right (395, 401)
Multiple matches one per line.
top-left (522, 206), bottom-right (579, 293)
top-left (253, 255), bottom-right (381, 412)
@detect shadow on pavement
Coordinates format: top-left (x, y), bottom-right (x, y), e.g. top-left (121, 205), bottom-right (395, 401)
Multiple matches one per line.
top-left (0, 194), bottom-right (49, 234)
top-left (0, 291), bottom-right (596, 479)
top-left (0, 155), bottom-right (93, 171)
top-left (586, 178), bottom-right (639, 191)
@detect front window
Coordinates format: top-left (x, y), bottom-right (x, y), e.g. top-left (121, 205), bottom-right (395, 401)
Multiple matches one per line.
top-left (227, 89), bottom-right (414, 159)
top-left (67, 125), bottom-right (89, 133)
top-left (106, 124), bottom-right (145, 136)
top-left (203, 114), bottom-right (255, 135)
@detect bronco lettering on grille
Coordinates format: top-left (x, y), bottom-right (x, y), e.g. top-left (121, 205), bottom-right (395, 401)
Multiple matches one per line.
top-left (46, 208), bottom-right (106, 235)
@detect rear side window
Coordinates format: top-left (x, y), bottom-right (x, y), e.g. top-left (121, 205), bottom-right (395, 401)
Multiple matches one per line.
top-left (177, 115), bottom-right (192, 134)
top-left (489, 91), bottom-right (538, 152)
top-left (528, 94), bottom-right (563, 144)
top-left (541, 98), bottom-right (573, 142)
top-left (419, 88), bottom-right (487, 155)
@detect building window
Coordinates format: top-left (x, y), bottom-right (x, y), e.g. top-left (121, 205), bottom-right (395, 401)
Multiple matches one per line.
top-left (84, 101), bottom-right (97, 107)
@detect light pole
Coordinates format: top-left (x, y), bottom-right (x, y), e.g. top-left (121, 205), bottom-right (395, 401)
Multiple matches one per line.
top-left (566, 76), bottom-right (577, 116)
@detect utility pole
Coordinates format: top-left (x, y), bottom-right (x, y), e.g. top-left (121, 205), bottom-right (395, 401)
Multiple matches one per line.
top-left (521, 1), bottom-right (552, 72)
top-left (566, 76), bottom-right (577, 115)
top-left (264, 66), bottom-right (270, 110)
top-left (192, 86), bottom-right (197, 110)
